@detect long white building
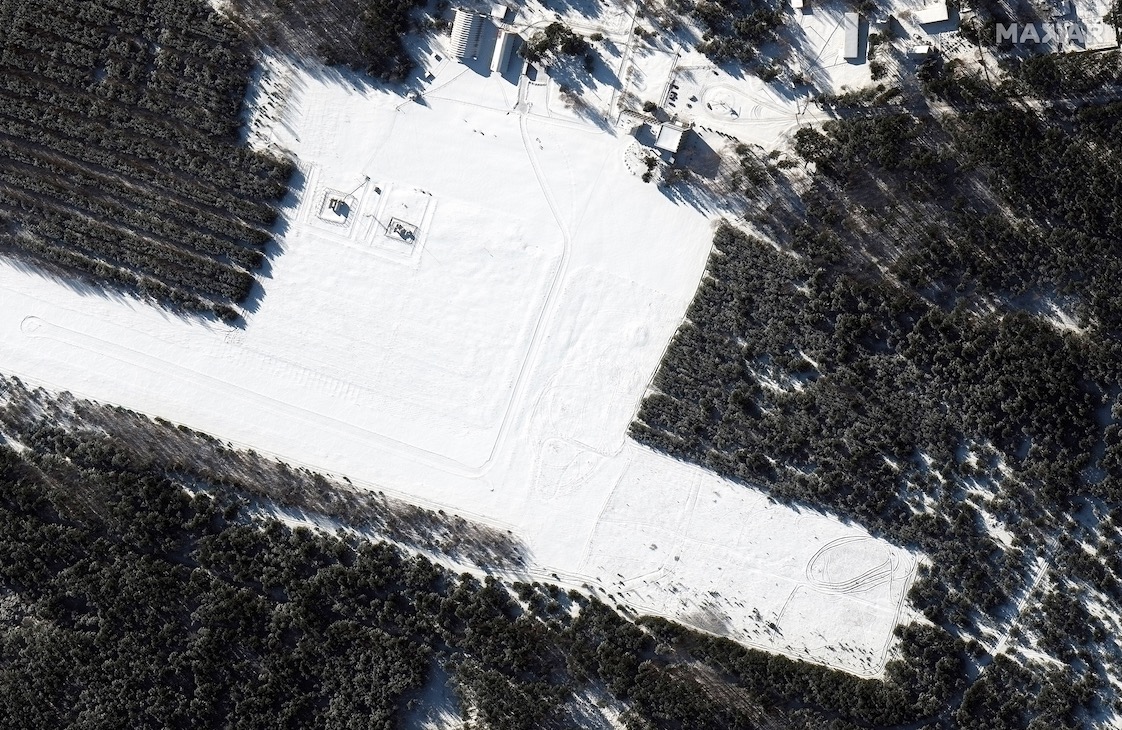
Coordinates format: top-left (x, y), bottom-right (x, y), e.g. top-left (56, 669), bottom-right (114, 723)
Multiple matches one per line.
top-left (450, 9), bottom-right (483, 60)
top-left (490, 29), bottom-right (517, 73)
top-left (843, 12), bottom-right (861, 60)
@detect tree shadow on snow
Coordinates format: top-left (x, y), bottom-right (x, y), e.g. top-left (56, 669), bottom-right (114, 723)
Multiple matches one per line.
top-left (545, 50), bottom-right (621, 131)
top-left (240, 166), bottom-right (307, 321)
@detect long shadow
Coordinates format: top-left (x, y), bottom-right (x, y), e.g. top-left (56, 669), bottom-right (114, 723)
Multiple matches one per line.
top-left (676, 131), bottom-right (723, 180)
top-left (0, 252), bottom-right (136, 310)
top-left (656, 161), bottom-right (727, 214)
top-left (545, 49), bottom-right (621, 130)
top-left (500, 38), bottom-right (527, 83)
top-left (240, 165), bottom-right (307, 320)
top-left (0, 247), bottom-right (246, 329)
top-left (588, 47), bottom-right (622, 89)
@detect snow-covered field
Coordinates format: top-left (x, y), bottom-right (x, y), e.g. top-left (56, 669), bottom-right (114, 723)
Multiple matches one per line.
top-left (0, 53), bottom-right (916, 676)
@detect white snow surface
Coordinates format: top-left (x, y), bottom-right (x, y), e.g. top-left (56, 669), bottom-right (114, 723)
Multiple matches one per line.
top-left (0, 56), bottom-right (917, 676)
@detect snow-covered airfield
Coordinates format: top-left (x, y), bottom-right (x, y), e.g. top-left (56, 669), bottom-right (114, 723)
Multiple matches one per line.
top-left (0, 37), bottom-right (917, 675)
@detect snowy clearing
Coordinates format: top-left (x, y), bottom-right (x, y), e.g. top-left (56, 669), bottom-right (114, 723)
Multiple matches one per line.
top-left (0, 54), bottom-right (916, 676)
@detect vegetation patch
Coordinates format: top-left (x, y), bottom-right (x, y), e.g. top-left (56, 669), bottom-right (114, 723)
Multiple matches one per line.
top-left (633, 72), bottom-right (1122, 725)
top-left (0, 0), bottom-right (292, 320)
top-left (227, 0), bottom-right (426, 79)
top-left (0, 376), bottom-right (967, 729)
top-left (666, 0), bottom-right (783, 66)
top-left (520, 22), bottom-right (592, 64)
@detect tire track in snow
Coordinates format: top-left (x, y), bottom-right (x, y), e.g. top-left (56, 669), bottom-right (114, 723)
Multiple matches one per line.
top-left (19, 315), bottom-right (485, 477)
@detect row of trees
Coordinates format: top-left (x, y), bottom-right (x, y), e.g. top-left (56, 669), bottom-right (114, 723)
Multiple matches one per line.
top-left (0, 0), bottom-right (290, 318)
top-left (0, 375), bottom-right (528, 571)
top-left (0, 140), bottom-right (257, 292)
top-left (3, 0), bottom-right (256, 139)
top-left (0, 72), bottom-right (289, 215)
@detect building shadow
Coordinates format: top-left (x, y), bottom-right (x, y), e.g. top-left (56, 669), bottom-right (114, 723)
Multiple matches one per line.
top-left (677, 131), bottom-right (723, 180)
top-left (919, 7), bottom-right (962, 37)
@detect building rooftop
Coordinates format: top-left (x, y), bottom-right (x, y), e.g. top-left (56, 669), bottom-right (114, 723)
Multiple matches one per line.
top-left (842, 12), bottom-right (861, 59)
top-left (450, 9), bottom-right (483, 60)
top-left (915, 1), bottom-right (949, 24)
top-left (654, 123), bottom-right (686, 153)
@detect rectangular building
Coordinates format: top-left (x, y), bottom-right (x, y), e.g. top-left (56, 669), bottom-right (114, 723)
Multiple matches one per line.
top-left (914, 1), bottom-right (949, 24)
top-left (491, 29), bottom-right (517, 73)
top-left (843, 12), bottom-right (861, 60)
top-left (450, 9), bottom-right (483, 60)
top-left (655, 123), bottom-right (686, 155)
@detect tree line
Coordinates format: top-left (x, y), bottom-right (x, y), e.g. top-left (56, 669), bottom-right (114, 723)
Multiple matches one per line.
top-left (0, 374), bottom-right (971, 729)
top-left (227, 0), bottom-right (426, 80)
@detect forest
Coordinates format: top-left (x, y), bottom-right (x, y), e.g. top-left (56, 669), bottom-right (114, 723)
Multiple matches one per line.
top-left (226, 0), bottom-right (427, 80)
top-left (0, 375), bottom-right (972, 729)
top-left (520, 22), bottom-right (593, 63)
top-left (0, 0), bottom-right (291, 320)
top-left (663, 0), bottom-right (783, 67)
top-left (634, 54), bottom-right (1122, 727)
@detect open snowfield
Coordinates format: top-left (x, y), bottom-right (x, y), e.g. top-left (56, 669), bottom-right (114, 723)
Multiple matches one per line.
top-left (0, 53), bottom-right (916, 675)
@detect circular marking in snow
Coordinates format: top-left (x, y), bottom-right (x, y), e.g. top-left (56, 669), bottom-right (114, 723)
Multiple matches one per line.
top-left (805, 536), bottom-right (894, 593)
top-left (20, 316), bottom-right (44, 336)
top-left (532, 437), bottom-right (605, 499)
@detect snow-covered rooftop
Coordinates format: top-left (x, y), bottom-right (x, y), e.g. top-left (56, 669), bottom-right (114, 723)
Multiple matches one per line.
top-left (843, 12), bottom-right (861, 60)
top-left (655, 123), bottom-right (686, 153)
top-left (915, 1), bottom-right (950, 24)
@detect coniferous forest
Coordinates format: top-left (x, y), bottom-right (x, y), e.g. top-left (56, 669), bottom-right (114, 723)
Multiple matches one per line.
top-left (0, 376), bottom-right (972, 730)
top-left (226, 0), bottom-right (427, 80)
top-left (0, 0), bottom-right (1120, 725)
top-left (634, 56), bottom-right (1122, 727)
top-left (0, 0), bottom-right (292, 320)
